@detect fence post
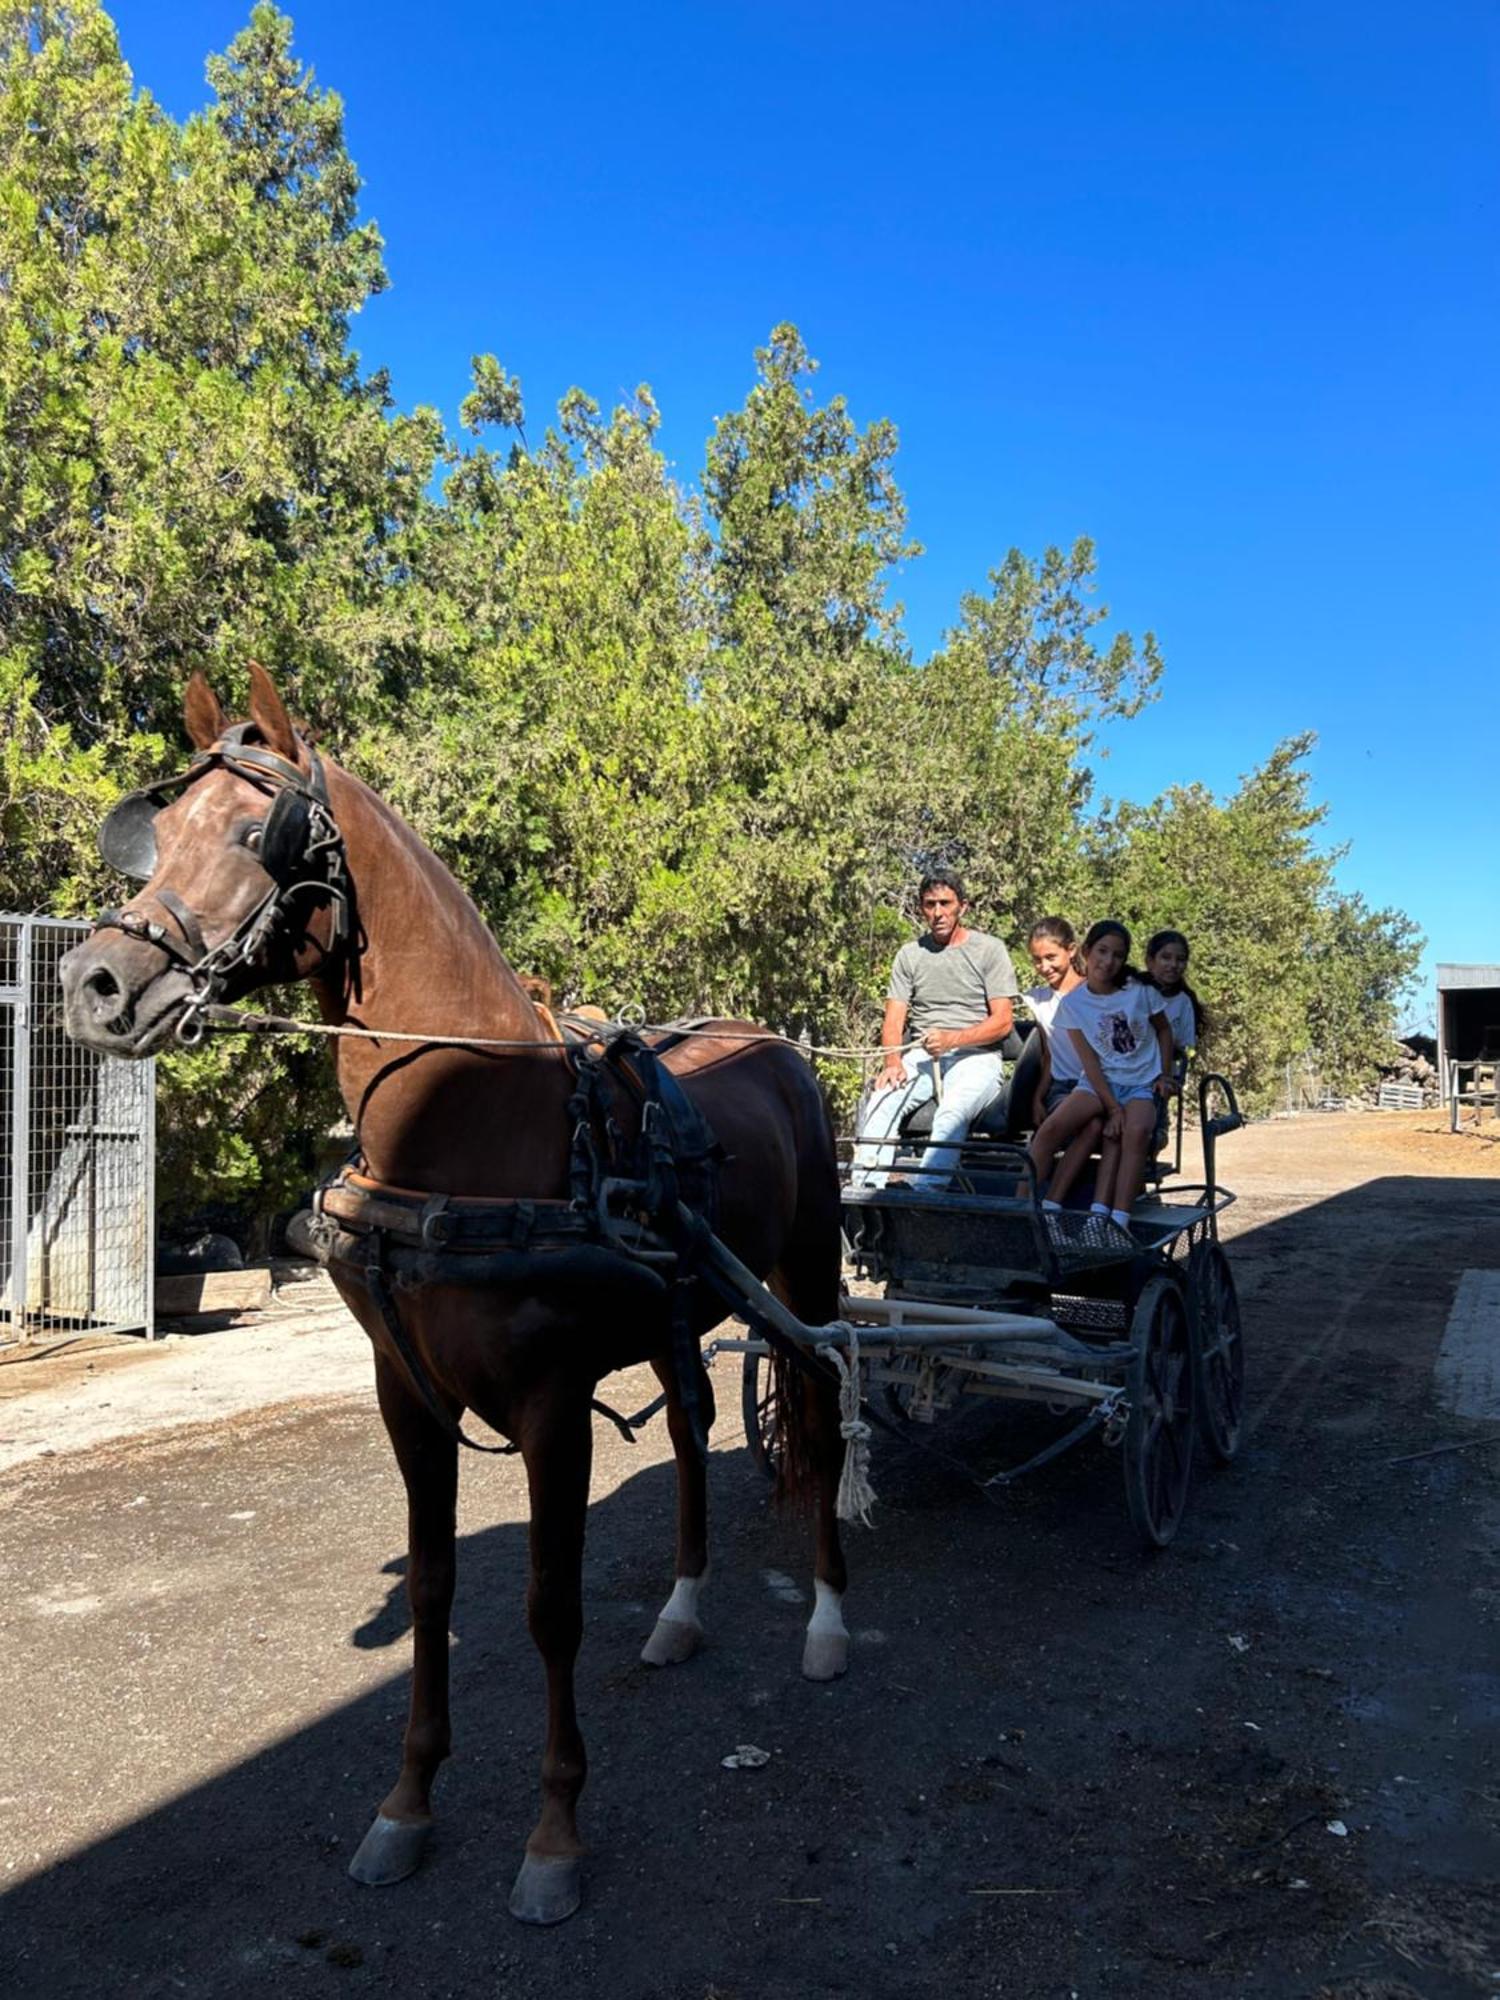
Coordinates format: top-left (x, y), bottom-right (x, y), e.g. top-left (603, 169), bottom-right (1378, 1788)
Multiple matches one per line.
top-left (11, 919), bottom-right (31, 1335)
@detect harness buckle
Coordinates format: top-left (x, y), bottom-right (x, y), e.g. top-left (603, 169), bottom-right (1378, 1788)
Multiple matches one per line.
top-left (419, 1194), bottom-right (453, 1248)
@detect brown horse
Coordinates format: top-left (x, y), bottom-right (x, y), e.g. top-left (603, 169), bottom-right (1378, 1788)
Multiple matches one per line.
top-left (60, 666), bottom-right (850, 1925)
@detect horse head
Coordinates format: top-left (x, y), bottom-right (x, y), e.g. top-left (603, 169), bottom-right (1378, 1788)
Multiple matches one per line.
top-left (60, 665), bottom-right (349, 1057)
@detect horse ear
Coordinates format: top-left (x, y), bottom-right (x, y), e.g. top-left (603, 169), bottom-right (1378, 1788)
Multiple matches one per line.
top-left (184, 673), bottom-right (225, 749)
top-left (246, 661), bottom-right (300, 762)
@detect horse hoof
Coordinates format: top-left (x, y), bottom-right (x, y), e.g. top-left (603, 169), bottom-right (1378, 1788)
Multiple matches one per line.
top-left (640, 1616), bottom-right (703, 1667)
top-left (348, 1813), bottom-right (430, 1886)
top-left (509, 1852), bottom-right (582, 1926)
top-left (801, 1631), bottom-right (850, 1682)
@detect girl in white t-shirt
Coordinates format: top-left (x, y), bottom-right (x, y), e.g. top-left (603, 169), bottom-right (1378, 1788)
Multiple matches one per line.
top-left (1027, 920), bottom-right (1173, 1230)
top-left (1024, 915), bottom-right (1086, 1124)
top-left (1143, 928), bottom-right (1203, 1154)
top-left (1143, 929), bottom-right (1203, 1060)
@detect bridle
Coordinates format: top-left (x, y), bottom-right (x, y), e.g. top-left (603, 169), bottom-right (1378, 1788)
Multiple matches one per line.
top-left (94, 725), bottom-right (352, 1045)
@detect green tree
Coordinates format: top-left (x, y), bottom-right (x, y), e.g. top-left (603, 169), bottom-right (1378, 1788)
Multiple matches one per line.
top-left (1089, 735), bottom-right (1423, 1109)
top-left (911, 538), bottom-right (1163, 935)
top-left (0, 1), bottom-right (439, 1225)
top-left (1305, 891), bottom-right (1424, 1097)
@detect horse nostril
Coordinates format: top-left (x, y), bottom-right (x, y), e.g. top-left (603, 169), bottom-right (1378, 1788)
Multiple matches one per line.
top-left (81, 964), bottom-right (129, 1026)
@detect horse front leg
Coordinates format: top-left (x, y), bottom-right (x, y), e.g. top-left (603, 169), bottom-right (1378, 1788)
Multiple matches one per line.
top-left (801, 1369), bottom-right (851, 1682)
top-left (349, 1352), bottom-right (459, 1886)
top-left (641, 1351), bottom-right (716, 1666)
top-left (509, 1384), bottom-right (594, 1926)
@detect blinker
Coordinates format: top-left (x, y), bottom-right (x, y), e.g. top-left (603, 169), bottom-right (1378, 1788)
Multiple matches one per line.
top-left (260, 790), bottom-right (312, 886)
top-left (98, 793), bottom-right (162, 881)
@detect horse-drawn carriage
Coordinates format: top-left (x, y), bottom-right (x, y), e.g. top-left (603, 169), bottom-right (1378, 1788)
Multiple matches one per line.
top-left (61, 664), bottom-right (1250, 1924)
top-left (731, 1063), bottom-right (1247, 1549)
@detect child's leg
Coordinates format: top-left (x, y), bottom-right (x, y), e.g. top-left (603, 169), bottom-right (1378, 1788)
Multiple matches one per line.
top-left (1028, 1091), bottom-right (1101, 1194)
top-left (1093, 1130), bottom-right (1121, 1210)
top-left (1050, 1110), bottom-right (1104, 1203)
top-left (1111, 1099), bottom-right (1160, 1215)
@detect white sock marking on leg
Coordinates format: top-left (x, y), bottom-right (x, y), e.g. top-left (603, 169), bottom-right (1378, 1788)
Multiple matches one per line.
top-left (659, 1568), bottom-right (707, 1627)
top-left (807, 1578), bottom-right (848, 1639)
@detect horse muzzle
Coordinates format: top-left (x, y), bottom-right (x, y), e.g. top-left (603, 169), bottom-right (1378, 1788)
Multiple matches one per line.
top-left (59, 934), bottom-right (198, 1058)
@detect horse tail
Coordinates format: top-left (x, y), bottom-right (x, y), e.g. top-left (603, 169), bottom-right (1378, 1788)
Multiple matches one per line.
top-left (769, 1347), bottom-right (821, 1509)
top-left (766, 1058), bottom-right (844, 1511)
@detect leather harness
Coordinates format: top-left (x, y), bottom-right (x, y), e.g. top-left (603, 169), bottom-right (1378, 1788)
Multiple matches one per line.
top-left (313, 1023), bottom-right (732, 1456)
top-left (94, 730), bottom-right (796, 1462)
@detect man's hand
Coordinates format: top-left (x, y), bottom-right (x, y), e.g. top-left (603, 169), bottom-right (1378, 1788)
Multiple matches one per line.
top-left (1154, 1073), bottom-right (1178, 1099)
top-left (921, 1028), bottom-right (964, 1056)
top-left (1102, 1105), bottom-right (1124, 1140)
top-left (875, 1056), bottom-right (909, 1093)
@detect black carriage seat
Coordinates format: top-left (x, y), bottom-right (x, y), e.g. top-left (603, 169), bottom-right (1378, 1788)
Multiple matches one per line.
top-left (898, 1024), bottom-right (1043, 1146)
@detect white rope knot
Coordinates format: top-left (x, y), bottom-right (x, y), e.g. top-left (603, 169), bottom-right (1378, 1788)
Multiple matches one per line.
top-left (817, 1322), bottom-right (877, 1527)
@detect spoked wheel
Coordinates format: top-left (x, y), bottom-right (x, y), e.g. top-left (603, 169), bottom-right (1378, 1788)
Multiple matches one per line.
top-left (1122, 1272), bottom-right (1196, 1550)
top-left (1188, 1239), bottom-right (1246, 1463)
top-left (741, 1351), bottom-right (781, 1482)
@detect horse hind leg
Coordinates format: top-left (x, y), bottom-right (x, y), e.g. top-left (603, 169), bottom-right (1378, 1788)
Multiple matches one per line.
top-left (641, 1352), bottom-right (715, 1667)
top-left (349, 1354), bottom-right (458, 1887)
top-left (798, 1366), bottom-right (851, 1681)
top-left (768, 1261), bottom-right (851, 1683)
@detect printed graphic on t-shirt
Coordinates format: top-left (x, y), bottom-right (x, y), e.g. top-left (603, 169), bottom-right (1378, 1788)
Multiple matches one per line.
top-left (1105, 1011), bottom-right (1141, 1056)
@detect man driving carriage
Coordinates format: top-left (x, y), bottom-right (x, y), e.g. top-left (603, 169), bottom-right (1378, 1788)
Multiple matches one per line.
top-left (849, 870), bottom-right (1018, 1191)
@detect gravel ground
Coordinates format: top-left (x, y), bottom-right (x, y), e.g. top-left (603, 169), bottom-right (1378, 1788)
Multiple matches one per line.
top-left (1, 1113), bottom-right (1497, 1999)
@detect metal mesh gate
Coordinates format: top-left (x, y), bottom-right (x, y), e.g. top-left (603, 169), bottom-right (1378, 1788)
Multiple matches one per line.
top-left (0, 915), bottom-right (154, 1344)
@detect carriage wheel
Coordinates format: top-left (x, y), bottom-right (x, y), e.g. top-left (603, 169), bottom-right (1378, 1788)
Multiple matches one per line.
top-left (1122, 1273), bottom-right (1196, 1549)
top-left (741, 1351), bottom-right (781, 1482)
top-left (1188, 1240), bottom-right (1246, 1464)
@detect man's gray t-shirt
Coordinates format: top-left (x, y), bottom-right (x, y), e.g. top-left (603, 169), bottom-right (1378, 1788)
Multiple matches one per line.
top-left (888, 930), bottom-right (1019, 1036)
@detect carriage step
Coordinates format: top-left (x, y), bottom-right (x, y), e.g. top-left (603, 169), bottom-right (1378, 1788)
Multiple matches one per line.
top-left (1050, 1294), bottom-right (1129, 1332)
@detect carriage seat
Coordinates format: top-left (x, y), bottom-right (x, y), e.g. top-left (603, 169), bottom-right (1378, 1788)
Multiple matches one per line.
top-left (898, 1024), bottom-right (1043, 1146)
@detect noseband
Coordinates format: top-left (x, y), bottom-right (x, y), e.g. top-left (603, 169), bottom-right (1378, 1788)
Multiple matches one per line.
top-left (94, 725), bottom-right (351, 1044)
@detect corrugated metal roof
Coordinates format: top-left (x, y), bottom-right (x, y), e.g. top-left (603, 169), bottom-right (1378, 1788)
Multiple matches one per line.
top-left (1437, 964), bottom-right (1500, 990)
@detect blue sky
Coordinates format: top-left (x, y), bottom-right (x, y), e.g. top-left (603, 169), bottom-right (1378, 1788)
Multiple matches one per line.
top-left (111, 1), bottom-right (1497, 1025)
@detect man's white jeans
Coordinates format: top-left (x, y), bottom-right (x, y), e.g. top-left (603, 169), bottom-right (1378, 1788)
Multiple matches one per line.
top-left (848, 1047), bottom-right (1006, 1190)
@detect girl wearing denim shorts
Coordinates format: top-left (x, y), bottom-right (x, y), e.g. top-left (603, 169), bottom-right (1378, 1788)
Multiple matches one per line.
top-left (1027, 921), bottom-right (1174, 1231)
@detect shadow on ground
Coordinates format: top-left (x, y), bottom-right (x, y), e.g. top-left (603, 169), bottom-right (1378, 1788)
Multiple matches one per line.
top-left (2, 1178), bottom-right (1498, 1999)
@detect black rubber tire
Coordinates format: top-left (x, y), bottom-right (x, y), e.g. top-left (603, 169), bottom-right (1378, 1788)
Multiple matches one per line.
top-left (1188, 1239), bottom-right (1246, 1464)
top-left (1123, 1272), bottom-right (1196, 1550)
top-left (741, 1351), bottom-right (780, 1482)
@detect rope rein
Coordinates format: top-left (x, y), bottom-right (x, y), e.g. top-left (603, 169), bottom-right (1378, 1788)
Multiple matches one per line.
top-left (190, 1001), bottom-right (926, 1065)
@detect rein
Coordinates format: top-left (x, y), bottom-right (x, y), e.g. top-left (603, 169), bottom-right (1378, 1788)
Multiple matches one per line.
top-left (93, 740), bottom-right (913, 1064)
top-left (184, 1000), bottom-right (916, 1065)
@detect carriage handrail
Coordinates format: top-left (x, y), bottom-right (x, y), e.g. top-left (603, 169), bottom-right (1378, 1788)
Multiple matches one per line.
top-left (1198, 1072), bottom-right (1243, 1199)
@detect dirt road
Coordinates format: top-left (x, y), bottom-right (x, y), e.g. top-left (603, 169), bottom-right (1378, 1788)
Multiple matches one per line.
top-left (1, 1114), bottom-right (1496, 1998)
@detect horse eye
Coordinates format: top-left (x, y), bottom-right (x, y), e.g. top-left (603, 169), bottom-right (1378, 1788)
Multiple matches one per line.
top-left (241, 824), bottom-right (263, 851)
